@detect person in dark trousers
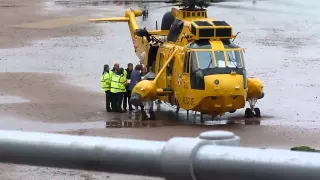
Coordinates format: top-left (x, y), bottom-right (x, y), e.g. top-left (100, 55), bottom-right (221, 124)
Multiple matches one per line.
top-left (141, 66), bottom-right (155, 113)
top-left (100, 64), bottom-right (111, 112)
top-left (129, 64), bottom-right (144, 112)
top-left (123, 63), bottom-right (134, 111)
top-left (114, 68), bottom-right (127, 113)
top-left (110, 63), bottom-right (120, 112)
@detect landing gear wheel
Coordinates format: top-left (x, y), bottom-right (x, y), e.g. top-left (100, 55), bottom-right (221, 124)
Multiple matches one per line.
top-left (254, 108), bottom-right (261, 117)
top-left (175, 99), bottom-right (180, 114)
top-left (245, 108), bottom-right (254, 118)
top-left (149, 111), bottom-right (156, 120)
top-left (245, 98), bottom-right (262, 118)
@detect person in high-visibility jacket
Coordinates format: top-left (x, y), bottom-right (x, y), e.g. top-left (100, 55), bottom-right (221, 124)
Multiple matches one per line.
top-left (110, 66), bottom-right (127, 113)
top-left (119, 68), bottom-right (127, 112)
top-left (100, 64), bottom-right (111, 112)
top-left (110, 63), bottom-right (120, 111)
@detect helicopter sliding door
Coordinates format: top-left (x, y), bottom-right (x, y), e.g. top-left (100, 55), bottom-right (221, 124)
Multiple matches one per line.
top-left (177, 51), bottom-right (192, 108)
top-left (155, 47), bottom-right (176, 104)
top-left (166, 55), bottom-right (175, 105)
top-left (182, 51), bottom-right (191, 90)
top-left (156, 52), bottom-right (167, 89)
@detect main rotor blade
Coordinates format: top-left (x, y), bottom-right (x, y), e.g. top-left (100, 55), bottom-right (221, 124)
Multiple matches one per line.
top-left (145, 3), bottom-right (182, 9)
top-left (54, 0), bottom-right (266, 6)
top-left (54, 0), bottom-right (173, 6)
top-left (210, 0), bottom-right (270, 2)
top-left (209, 3), bottom-right (291, 14)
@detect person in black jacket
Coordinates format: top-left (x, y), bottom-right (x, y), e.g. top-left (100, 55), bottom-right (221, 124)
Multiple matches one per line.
top-left (123, 63), bottom-right (134, 111)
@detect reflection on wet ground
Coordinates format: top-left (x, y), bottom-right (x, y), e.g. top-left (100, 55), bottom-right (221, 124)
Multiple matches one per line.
top-left (104, 104), bottom-right (318, 130)
top-left (0, 90), bottom-right (317, 132)
top-left (0, 106), bottom-right (278, 132)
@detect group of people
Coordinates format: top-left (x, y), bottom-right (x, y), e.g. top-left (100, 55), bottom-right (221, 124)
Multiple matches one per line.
top-left (100, 62), bottom-right (155, 113)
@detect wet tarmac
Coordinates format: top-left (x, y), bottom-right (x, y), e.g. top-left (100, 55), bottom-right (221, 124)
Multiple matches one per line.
top-left (1, 0), bottom-right (320, 179)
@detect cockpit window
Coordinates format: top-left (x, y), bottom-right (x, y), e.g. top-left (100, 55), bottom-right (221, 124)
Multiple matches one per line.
top-left (226, 49), bottom-right (242, 68)
top-left (187, 40), bottom-right (212, 49)
top-left (240, 50), bottom-right (246, 68)
top-left (214, 50), bottom-right (226, 67)
top-left (189, 49), bottom-right (245, 71)
top-left (197, 51), bottom-right (215, 69)
top-left (191, 51), bottom-right (198, 72)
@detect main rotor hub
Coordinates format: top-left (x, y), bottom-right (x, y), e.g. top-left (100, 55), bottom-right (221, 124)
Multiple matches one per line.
top-left (173, 0), bottom-right (211, 9)
top-left (171, 7), bottom-right (207, 19)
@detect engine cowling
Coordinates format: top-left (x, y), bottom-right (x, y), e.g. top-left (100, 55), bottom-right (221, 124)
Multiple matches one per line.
top-left (247, 77), bottom-right (264, 99)
top-left (130, 80), bottom-right (158, 106)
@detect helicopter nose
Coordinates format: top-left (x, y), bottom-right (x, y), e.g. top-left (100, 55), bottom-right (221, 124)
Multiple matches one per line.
top-left (258, 92), bottom-right (265, 99)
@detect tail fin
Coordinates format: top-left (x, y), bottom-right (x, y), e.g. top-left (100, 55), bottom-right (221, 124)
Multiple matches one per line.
top-left (88, 9), bottom-right (154, 66)
top-left (88, 9), bottom-right (143, 37)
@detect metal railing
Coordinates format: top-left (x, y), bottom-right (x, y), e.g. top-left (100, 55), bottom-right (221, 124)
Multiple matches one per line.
top-left (0, 130), bottom-right (319, 180)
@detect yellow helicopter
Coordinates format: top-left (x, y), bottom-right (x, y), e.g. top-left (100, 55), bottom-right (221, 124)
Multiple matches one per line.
top-left (89, 0), bottom-right (265, 121)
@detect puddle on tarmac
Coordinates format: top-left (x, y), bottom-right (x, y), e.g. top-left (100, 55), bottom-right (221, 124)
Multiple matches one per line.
top-left (105, 119), bottom-right (179, 128)
top-left (0, 105), bottom-right (317, 132)
top-left (105, 109), bottom-right (182, 128)
top-left (0, 108), bottom-right (181, 132)
top-left (0, 95), bottom-right (30, 104)
top-left (103, 107), bottom-right (320, 129)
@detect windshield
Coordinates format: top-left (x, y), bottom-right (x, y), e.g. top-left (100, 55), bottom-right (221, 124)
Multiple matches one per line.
top-left (214, 50), bottom-right (226, 67)
top-left (190, 49), bottom-right (244, 70)
top-left (226, 49), bottom-right (242, 68)
top-left (240, 50), bottom-right (245, 68)
top-left (197, 51), bottom-right (214, 69)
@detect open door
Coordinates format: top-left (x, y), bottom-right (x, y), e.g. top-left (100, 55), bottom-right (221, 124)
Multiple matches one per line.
top-left (157, 52), bottom-right (166, 89)
top-left (148, 45), bottom-right (159, 69)
top-left (176, 50), bottom-right (191, 108)
top-left (166, 55), bottom-right (175, 104)
top-left (182, 50), bottom-right (191, 90)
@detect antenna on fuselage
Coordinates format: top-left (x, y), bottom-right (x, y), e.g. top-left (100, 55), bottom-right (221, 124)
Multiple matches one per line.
top-left (232, 32), bottom-right (240, 42)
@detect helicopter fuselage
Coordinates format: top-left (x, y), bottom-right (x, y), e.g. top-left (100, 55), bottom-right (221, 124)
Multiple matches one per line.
top-left (151, 39), bottom-right (247, 115)
top-left (133, 8), bottom-right (248, 115)
top-left (89, 7), bottom-right (264, 117)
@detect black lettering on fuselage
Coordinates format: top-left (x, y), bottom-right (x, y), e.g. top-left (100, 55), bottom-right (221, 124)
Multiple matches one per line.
top-left (183, 97), bottom-right (195, 106)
